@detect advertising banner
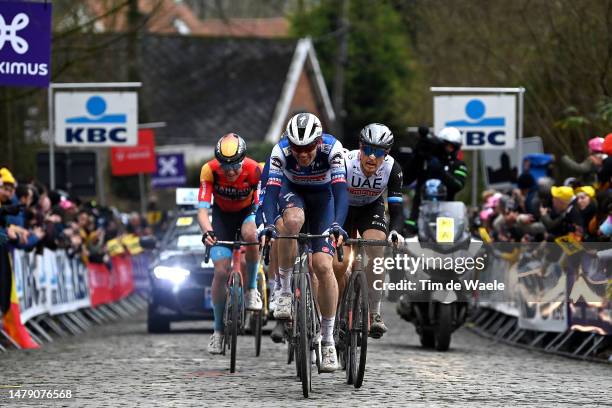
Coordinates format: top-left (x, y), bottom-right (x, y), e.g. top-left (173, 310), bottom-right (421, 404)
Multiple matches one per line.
top-left (87, 262), bottom-right (113, 307)
top-left (44, 249), bottom-right (91, 315)
top-left (12, 249), bottom-right (46, 323)
top-left (110, 255), bottom-right (134, 301)
top-left (110, 129), bottom-right (156, 176)
top-left (477, 250), bottom-right (520, 317)
top-left (55, 92), bottom-right (138, 147)
top-left (130, 252), bottom-right (151, 292)
top-left (0, 0), bottom-right (52, 87)
top-left (151, 153), bottom-right (186, 188)
top-left (516, 254), bottom-right (568, 332)
top-left (434, 95), bottom-right (516, 150)
top-left (568, 252), bottom-right (612, 335)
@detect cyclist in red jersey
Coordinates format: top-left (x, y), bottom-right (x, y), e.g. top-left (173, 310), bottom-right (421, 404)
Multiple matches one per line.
top-left (197, 133), bottom-right (262, 354)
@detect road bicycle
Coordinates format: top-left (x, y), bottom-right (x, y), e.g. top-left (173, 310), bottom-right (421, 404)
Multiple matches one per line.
top-left (336, 237), bottom-right (394, 388)
top-left (205, 236), bottom-right (260, 373)
top-left (262, 232), bottom-right (343, 398)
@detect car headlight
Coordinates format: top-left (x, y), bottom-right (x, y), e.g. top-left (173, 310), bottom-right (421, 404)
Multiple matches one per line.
top-left (153, 266), bottom-right (190, 284)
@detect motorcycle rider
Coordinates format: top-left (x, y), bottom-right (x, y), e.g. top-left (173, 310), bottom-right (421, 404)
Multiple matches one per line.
top-left (403, 127), bottom-right (468, 235)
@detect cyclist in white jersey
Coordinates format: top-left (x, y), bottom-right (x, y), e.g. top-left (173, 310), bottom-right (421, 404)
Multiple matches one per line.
top-left (333, 123), bottom-right (404, 338)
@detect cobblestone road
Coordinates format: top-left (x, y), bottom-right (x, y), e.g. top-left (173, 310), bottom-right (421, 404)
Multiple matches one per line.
top-left (1, 302), bottom-right (610, 407)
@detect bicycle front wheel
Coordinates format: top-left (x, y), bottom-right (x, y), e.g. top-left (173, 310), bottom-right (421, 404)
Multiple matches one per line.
top-left (297, 272), bottom-right (311, 398)
top-left (230, 272), bottom-right (240, 373)
top-left (350, 271), bottom-right (369, 388)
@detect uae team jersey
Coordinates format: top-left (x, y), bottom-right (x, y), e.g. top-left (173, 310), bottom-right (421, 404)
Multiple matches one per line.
top-left (198, 157), bottom-right (261, 212)
top-left (344, 149), bottom-right (403, 207)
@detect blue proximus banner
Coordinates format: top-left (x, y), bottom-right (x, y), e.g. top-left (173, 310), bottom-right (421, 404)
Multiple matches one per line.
top-left (0, 0), bottom-right (52, 87)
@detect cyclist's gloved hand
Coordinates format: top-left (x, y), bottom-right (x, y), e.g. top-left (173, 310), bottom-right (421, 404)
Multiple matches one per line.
top-left (202, 230), bottom-right (216, 246)
top-left (388, 230), bottom-right (405, 245)
top-left (258, 224), bottom-right (278, 243)
top-left (327, 222), bottom-right (348, 243)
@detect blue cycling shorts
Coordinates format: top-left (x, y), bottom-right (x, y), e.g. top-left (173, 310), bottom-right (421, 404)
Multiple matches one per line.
top-left (278, 183), bottom-right (335, 255)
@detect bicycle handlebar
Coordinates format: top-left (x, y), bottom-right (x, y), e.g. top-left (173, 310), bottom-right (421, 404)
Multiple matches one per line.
top-left (203, 240), bottom-right (259, 263)
top-left (213, 241), bottom-right (260, 246)
top-left (260, 233), bottom-right (344, 265)
top-left (342, 238), bottom-right (391, 247)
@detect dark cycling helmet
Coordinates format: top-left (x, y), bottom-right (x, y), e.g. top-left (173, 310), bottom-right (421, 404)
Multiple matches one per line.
top-left (422, 179), bottom-right (447, 201)
top-left (359, 123), bottom-right (394, 149)
top-left (215, 133), bottom-right (247, 165)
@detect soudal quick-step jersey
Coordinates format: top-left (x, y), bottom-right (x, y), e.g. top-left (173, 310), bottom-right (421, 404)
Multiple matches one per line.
top-left (264, 134), bottom-right (348, 225)
top-left (198, 157), bottom-right (261, 212)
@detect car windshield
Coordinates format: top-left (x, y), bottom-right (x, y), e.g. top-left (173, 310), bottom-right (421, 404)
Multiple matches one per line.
top-left (165, 215), bottom-right (202, 250)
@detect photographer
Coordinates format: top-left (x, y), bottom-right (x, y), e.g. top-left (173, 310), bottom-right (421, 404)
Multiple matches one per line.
top-left (403, 126), bottom-right (469, 235)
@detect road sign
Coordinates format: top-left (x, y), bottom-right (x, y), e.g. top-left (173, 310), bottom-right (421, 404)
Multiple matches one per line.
top-left (434, 95), bottom-right (516, 150)
top-left (0, 0), bottom-right (51, 87)
top-left (110, 129), bottom-right (156, 176)
top-left (151, 153), bottom-right (186, 189)
top-left (55, 92), bottom-right (138, 146)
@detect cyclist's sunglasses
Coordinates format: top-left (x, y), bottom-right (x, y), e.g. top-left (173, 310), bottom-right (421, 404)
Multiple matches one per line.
top-left (289, 140), bottom-right (320, 154)
top-left (361, 144), bottom-right (388, 158)
top-left (220, 161), bottom-right (243, 171)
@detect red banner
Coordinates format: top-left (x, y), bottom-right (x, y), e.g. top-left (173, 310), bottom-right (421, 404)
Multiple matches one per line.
top-left (111, 255), bottom-right (135, 301)
top-left (87, 262), bottom-right (113, 307)
top-left (87, 256), bottom-right (135, 306)
top-left (111, 128), bottom-right (156, 176)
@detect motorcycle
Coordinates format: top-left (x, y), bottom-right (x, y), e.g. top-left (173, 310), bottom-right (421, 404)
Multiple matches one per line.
top-left (397, 200), bottom-right (482, 351)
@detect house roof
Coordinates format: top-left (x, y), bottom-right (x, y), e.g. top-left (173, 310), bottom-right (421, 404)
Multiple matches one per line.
top-left (86, 0), bottom-right (289, 37)
top-left (53, 31), bottom-right (336, 147)
top-left (139, 35), bottom-right (297, 145)
top-left (54, 34), bottom-right (299, 145)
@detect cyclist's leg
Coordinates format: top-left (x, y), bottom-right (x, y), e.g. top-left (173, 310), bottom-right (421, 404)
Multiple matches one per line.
top-left (208, 206), bottom-right (237, 353)
top-left (241, 211), bottom-right (263, 311)
top-left (305, 188), bottom-right (339, 371)
top-left (357, 198), bottom-right (388, 337)
top-left (241, 212), bottom-right (259, 290)
top-left (274, 184), bottom-right (305, 318)
top-left (332, 206), bottom-right (357, 300)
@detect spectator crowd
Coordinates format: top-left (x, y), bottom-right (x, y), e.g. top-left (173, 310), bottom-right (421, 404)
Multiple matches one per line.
top-left (0, 166), bottom-right (154, 266)
top-left (476, 134), bottom-right (612, 244)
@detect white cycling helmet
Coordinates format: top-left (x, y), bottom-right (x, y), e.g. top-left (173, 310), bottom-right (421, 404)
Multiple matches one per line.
top-left (437, 127), bottom-right (462, 147)
top-left (285, 113), bottom-right (323, 146)
top-left (359, 123), bottom-right (394, 149)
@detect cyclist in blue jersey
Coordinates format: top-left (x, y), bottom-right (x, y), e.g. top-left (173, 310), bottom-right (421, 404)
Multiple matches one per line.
top-left (260, 112), bottom-right (348, 372)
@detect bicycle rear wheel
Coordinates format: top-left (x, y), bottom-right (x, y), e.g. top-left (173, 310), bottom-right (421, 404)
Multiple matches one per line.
top-left (350, 271), bottom-right (369, 388)
top-left (229, 272), bottom-right (240, 373)
top-left (297, 272), bottom-right (311, 397)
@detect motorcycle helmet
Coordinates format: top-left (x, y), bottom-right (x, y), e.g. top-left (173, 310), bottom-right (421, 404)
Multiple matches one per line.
top-left (437, 127), bottom-right (462, 149)
top-left (421, 179), bottom-right (447, 201)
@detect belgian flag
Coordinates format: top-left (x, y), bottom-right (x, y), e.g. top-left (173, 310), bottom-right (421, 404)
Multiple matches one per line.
top-left (0, 245), bottom-right (39, 349)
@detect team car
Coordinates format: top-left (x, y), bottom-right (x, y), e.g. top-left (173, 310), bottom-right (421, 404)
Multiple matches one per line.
top-left (147, 189), bottom-right (215, 333)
